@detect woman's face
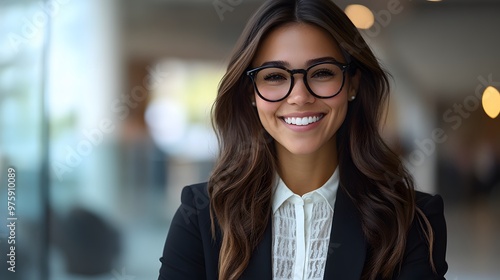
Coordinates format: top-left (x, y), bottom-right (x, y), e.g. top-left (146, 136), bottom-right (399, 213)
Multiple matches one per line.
top-left (251, 23), bottom-right (359, 157)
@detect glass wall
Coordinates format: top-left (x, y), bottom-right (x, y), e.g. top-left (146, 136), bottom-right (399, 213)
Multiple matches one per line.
top-left (0, 0), bottom-right (49, 279)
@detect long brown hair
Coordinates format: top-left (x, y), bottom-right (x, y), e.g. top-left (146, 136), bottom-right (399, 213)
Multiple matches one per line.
top-left (208, 0), bottom-right (435, 279)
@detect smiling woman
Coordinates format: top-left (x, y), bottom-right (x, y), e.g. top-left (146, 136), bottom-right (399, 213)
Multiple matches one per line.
top-left (249, 23), bottom-right (356, 166)
top-left (158, 0), bottom-right (448, 279)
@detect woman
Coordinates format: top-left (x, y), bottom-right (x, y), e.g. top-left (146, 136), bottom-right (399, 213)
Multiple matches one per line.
top-left (159, 0), bottom-right (447, 279)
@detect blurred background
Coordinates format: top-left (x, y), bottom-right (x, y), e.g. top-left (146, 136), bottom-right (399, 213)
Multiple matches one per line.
top-left (0, 0), bottom-right (499, 279)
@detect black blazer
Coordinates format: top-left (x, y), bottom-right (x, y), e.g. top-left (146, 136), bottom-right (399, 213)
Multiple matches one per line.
top-left (159, 183), bottom-right (448, 279)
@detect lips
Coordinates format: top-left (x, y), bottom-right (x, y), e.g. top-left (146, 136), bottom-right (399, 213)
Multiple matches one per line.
top-left (281, 113), bottom-right (325, 126)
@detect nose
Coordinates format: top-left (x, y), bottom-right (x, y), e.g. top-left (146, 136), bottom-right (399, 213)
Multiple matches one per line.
top-left (286, 75), bottom-right (315, 105)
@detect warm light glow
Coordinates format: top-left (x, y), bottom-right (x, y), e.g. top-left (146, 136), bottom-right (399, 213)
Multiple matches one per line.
top-left (427, 0), bottom-right (443, 2)
top-left (482, 86), bottom-right (500, 119)
top-left (344, 4), bottom-right (375, 30)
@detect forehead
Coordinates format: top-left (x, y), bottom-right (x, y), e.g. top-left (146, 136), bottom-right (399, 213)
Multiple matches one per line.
top-left (252, 23), bottom-right (345, 67)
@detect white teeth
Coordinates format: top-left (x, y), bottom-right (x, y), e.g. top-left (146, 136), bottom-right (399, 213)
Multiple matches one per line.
top-left (283, 115), bottom-right (323, 126)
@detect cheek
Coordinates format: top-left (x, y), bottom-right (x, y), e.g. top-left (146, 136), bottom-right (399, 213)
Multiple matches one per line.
top-left (327, 92), bottom-right (349, 111)
top-left (256, 102), bottom-right (277, 120)
top-left (324, 97), bottom-right (349, 125)
top-left (255, 92), bottom-right (275, 113)
top-left (255, 101), bottom-right (281, 128)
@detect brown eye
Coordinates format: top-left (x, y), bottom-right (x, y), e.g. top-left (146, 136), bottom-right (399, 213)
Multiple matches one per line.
top-left (311, 69), bottom-right (335, 79)
top-left (263, 73), bottom-right (288, 82)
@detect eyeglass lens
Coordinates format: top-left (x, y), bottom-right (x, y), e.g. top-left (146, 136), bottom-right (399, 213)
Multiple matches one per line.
top-left (253, 63), bottom-right (344, 101)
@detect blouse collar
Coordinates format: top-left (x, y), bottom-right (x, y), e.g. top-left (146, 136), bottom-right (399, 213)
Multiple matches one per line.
top-left (272, 167), bottom-right (339, 214)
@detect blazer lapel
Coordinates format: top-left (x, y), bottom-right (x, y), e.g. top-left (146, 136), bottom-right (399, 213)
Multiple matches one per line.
top-left (240, 216), bottom-right (273, 279)
top-left (323, 186), bottom-right (367, 279)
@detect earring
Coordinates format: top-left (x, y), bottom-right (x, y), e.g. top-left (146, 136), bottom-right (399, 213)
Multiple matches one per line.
top-left (251, 101), bottom-right (256, 107)
top-left (350, 96), bottom-right (356, 100)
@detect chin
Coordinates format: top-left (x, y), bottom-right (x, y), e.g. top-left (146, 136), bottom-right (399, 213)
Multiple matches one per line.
top-left (279, 142), bottom-right (324, 156)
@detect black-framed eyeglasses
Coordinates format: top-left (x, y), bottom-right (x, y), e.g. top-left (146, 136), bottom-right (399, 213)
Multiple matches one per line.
top-left (246, 61), bottom-right (350, 102)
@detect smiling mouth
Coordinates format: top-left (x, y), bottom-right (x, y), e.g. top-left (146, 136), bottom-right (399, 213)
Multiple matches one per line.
top-left (282, 114), bottom-right (325, 126)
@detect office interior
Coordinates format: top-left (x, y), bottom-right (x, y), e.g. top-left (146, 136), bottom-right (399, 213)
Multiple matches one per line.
top-left (0, 0), bottom-right (499, 279)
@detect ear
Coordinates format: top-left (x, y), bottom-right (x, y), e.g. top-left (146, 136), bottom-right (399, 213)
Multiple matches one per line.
top-left (348, 69), bottom-right (361, 101)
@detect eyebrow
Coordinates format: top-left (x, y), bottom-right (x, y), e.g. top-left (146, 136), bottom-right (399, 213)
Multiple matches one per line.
top-left (259, 56), bottom-right (343, 68)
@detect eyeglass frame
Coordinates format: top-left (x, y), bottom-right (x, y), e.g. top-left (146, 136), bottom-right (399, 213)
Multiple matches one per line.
top-left (246, 60), bottom-right (351, 102)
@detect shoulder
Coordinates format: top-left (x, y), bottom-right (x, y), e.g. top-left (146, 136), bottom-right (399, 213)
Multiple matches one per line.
top-left (180, 182), bottom-right (210, 206)
top-left (397, 190), bottom-right (448, 279)
top-left (177, 182), bottom-right (212, 225)
top-left (414, 191), bottom-right (444, 216)
top-left (412, 191), bottom-right (446, 244)
top-left (159, 182), bottom-right (218, 279)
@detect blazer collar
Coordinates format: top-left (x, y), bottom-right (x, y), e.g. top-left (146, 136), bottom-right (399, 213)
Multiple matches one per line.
top-left (240, 186), bottom-right (367, 279)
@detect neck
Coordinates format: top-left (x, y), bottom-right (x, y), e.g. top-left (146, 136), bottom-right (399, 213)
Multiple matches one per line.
top-left (276, 140), bottom-right (338, 196)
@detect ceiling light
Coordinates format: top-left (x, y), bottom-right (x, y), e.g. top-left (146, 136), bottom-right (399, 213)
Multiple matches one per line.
top-left (345, 4), bottom-right (375, 30)
top-left (482, 86), bottom-right (500, 119)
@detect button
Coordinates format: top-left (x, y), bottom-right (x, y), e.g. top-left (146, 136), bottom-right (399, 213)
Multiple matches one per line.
top-left (290, 196), bottom-right (303, 205)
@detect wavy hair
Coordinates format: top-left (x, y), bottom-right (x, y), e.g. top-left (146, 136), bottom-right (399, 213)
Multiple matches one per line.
top-left (208, 0), bottom-right (435, 279)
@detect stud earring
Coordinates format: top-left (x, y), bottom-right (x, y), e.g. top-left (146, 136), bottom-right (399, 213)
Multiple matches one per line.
top-left (350, 96), bottom-right (356, 100)
top-left (251, 101), bottom-right (256, 107)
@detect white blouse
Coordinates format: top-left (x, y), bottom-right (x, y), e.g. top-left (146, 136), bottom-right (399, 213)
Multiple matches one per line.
top-left (272, 169), bottom-right (339, 280)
